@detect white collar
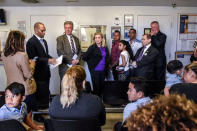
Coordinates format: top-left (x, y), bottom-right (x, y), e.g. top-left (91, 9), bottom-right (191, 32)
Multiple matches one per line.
top-left (34, 34), bottom-right (43, 41)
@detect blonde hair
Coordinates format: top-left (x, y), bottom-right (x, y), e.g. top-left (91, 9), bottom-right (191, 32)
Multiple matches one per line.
top-left (185, 62), bottom-right (197, 76)
top-left (60, 65), bottom-right (86, 108)
top-left (93, 32), bottom-right (105, 47)
top-left (126, 94), bottom-right (197, 131)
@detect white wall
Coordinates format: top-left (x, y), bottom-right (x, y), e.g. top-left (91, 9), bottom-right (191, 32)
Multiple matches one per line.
top-left (1, 6), bottom-right (197, 93)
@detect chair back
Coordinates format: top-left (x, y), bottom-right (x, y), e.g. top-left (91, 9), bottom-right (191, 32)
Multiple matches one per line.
top-left (44, 118), bottom-right (98, 131)
top-left (103, 80), bottom-right (129, 106)
top-left (0, 119), bottom-right (26, 131)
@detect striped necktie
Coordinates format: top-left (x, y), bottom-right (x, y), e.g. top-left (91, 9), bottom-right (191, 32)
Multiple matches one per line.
top-left (70, 35), bottom-right (76, 55)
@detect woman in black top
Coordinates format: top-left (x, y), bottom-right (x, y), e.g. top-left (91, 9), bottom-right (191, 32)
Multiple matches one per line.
top-left (49, 65), bottom-right (106, 130)
top-left (82, 32), bottom-right (109, 97)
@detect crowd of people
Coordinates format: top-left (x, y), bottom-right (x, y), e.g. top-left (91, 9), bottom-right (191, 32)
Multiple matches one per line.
top-left (0, 19), bottom-right (197, 131)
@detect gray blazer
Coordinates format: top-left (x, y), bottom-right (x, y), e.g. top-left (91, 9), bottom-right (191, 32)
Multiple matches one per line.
top-left (56, 34), bottom-right (81, 79)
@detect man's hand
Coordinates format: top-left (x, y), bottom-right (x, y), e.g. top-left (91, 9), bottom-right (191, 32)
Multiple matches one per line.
top-left (132, 61), bottom-right (137, 68)
top-left (72, 59), bottom-right (79, 65)
top-left (48, 58), bottom-right (56, 65)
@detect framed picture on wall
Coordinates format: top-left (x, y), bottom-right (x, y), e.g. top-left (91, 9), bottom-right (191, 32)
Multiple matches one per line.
top-left (111, 26), bottom-right (121, 38)
top-left (144, 28), bottom-right (151, 34)
top-left (124, 14), bottom-right (134, 26)
top-left (124, 26), bottom-right (132, 39)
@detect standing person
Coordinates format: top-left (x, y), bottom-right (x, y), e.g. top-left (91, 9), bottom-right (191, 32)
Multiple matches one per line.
top-left (132, 34), bottom-right (159, 80)
top-left (109, 30), bottom-right (121, 80)
top-left (150, 21), bottom-right (167, 80)
top-left (83, 32), bottom-right (109, 97)
top-left (26, 22), bottom-right (56, 120)
top-left (116, 40), bottom-right (130, 81)
top-left (57, 21), bottom-right (81, 81)
top-left (1, 30), bottom-right (43, 129)
top-left (128, 28), bottom-right (142, 57)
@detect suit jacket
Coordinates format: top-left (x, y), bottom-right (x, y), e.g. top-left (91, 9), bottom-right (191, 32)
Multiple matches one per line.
top-left (151, 31), bottom-right (167, 67)
top-left (2, 52), bottom-right (32, 95)
top-left (26, 35), bottom-right (52, 81)
top-left (56, 34), bottom-right (81, 74)
top-left (82, 44), bottom-right (109, 73)
top-left (134, 45), bottom-right (159, 80)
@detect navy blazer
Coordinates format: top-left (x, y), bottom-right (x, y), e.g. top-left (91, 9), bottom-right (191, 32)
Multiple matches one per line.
top-left (26, 35), bottom-right (52, 81)
top-left (134, 45), bottom-right (159, 80)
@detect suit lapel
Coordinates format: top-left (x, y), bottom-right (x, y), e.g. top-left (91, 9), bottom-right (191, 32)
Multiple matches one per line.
top-left (63, 34), bottom-right (72, 54)
top-left (33, 35), bottom-right (48, 55)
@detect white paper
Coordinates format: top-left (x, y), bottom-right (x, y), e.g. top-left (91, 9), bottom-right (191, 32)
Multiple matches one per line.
top-left (50, 55), bottom-right (63, 69)
top-left (67, 54), bottom-right (78, 68)
top-left (72, 54), bottom-right (78, 60)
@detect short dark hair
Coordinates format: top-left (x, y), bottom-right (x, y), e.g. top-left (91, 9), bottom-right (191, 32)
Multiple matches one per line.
top-left (114, 30), bottom-right (121, 35)
top-left (129, 28), bottom-right (136, 34)
top-left (5, 82), bottom-right (25, 96)
top-left (143, 34), bottom-right (152, 40)
top-left (167, 60), bottom-right (183, 74)
top-left (130, 77), bottom-right (147, 96)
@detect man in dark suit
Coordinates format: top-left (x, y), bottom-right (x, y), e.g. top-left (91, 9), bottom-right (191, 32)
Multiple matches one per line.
top-left (56, 21), bottom-right (81, 81)
top-left (132, 34), bottom-right (159, 80)
top-left (26, 22), bottom-right (56, 111)
top-left (150, 21), bottom-right (167, 81)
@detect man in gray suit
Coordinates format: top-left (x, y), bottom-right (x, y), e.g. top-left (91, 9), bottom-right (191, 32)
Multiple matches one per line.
top-left (57, 21), bottom-right (81, 80)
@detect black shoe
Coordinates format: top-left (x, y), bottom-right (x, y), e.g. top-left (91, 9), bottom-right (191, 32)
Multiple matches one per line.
top-left (33, 114), bottom-right (45, 123)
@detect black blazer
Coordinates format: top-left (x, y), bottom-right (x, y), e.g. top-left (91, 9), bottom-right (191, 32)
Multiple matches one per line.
top-left (151, 31), bottom-right (167, 67)
top-left (134, 45), bottom-right (159, 80)
top-left (82, 44), bottom-right (109, 73)
top-left (26, 35), bottom-right (52, 81)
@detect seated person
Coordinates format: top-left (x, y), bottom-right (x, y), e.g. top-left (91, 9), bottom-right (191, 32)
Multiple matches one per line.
top-left (164, 60), bottom-right (183, 96)
top-left (169, 62), bottom-right (197, 104)
top-left (123, 77), bottom-right (152, 122)
top-left (49, 65), bottom-right (106, 130)
top-left (0, 82), bottom-right (43, 131)
top-left (125, 94), bottom-right (197, 131)
top-left (190, 40), bottom-right (197, 63)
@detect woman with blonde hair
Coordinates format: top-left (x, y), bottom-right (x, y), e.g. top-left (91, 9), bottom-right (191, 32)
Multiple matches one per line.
top-left (49, 65), bottom-right (106, 130)
top-left (1, 30), bottom-right (43, 130)
top-left (83, 32), bottom-right (109, 97)
top-left (170, 62), bottom-right (197, 103)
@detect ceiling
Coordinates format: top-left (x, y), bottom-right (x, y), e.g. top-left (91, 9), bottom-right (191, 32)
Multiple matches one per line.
top-left (0, 0), bottom-right (197, 7)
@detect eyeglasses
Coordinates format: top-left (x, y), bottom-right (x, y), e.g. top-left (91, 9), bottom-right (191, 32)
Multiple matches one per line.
top-left (39, 29), bottom-right (46, 33)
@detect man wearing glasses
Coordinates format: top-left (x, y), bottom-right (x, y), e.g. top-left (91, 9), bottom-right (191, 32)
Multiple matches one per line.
top-left (26, 22), bottom-right (56, 122)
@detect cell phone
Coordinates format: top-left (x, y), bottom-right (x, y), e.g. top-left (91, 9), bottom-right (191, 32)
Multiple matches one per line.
top-left (193, 40), bottom-right (197, 48)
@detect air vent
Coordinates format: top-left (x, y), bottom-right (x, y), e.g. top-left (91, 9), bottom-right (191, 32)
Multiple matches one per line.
top-left (22, 0), bottom-right (39, 3)
top-left (66, 0), bottom-right (78, 2)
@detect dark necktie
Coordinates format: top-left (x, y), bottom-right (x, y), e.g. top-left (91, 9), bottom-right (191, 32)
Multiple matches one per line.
top-left (70, 35), bottom-right (76, 55)
top-left (137, 47), bottom-right (145, 61)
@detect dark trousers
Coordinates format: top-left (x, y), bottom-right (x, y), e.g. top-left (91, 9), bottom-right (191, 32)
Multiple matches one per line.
top-left (112, 65), bottom-right (118, 80)
top-left (90, 70), bottom-right (105, 97)
top-left (154, 66), bottom-right (166, 81)
top-left (35, 79), bottom-right (50, 109)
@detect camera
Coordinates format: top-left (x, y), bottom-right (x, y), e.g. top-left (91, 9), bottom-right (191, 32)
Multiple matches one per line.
top-left (193, 39), bottom-right (197, 48)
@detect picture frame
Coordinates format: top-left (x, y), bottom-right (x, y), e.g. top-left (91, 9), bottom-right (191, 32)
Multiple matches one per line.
top-left (124, 14), bottom-right (134, 26)
top-left (144, 28), bottom-right (151, 35)
top-left (111, 26), bottom-right (121, 38)
top-left (124, 26), bottom-right (132, 39)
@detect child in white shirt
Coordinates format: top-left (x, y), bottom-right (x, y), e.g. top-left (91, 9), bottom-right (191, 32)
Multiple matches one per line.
top-left (116, 40), bottom-right (130, 81)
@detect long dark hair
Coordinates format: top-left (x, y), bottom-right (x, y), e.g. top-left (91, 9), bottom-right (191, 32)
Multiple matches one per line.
top-left (4, 30), bottom-right (25, 57)
top-left (119, 40), bottom-right (134, 60)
